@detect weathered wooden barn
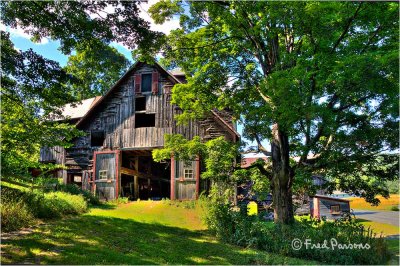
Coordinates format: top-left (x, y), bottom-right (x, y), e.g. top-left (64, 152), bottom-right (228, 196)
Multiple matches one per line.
top-left (40, 61), bottom-right (239, 201)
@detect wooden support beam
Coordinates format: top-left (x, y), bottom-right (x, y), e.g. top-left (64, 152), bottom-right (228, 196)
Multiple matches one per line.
top-left (134, 157), bottom-right (139, 200)
top-left (120, 167), bottom-right (153, 179)
top-left (195, 156), bottom-right (200, 200)
top-left (170, 154), bottom-right (175, 200)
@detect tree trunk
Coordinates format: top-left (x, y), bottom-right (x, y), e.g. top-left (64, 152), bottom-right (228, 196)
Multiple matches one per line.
top-left (271, 123), bottom-right (294, 224)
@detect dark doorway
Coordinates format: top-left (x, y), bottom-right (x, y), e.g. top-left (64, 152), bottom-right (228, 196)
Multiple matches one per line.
top-left (121, 151), bottom-right (170, 200)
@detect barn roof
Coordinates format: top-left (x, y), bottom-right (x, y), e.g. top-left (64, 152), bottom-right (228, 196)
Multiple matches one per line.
top-left (312, 195), bottom-right (350, 202)
top-left (51, 96), bottom-right (102, 121)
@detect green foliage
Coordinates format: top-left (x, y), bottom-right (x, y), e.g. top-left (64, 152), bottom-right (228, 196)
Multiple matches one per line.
top-left (64, 41), bottom-right (130, 99)
top-left (1, 31), bottom-right (83, 178)
top-left (153, 134), bottom-right (238, 183)
top-left (108, 197), bottom-right (130, 205)
top-left (390, 206), bottom-right (399, 212)
top-left (1, 184), bottom-right (88, 232)
top-left (0, 1), bottom-right (163, 56)
top-left (386, 180), bottom-right (399, 194)
top-left (201, 199), bottom-right (391, 265)
top-left (1, 199), bottom-right (35, 232)
top-left (57, 183), bottom-right (100, 206)
top-left (34, 192), bottom-right (88, 218)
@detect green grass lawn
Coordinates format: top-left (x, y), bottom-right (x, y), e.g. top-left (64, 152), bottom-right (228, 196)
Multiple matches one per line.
top-left (1, 201), bottom-right (318, 265)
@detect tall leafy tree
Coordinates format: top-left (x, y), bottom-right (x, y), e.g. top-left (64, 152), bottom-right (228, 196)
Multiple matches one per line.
top-left (1, 31), bottom-right (82, 177)
top-left (1, 0), bottom-right (165, 98)
top-left (0, 1), bottom-right (164, 177)
top-left (64, 41), bottom-right (130, 99)
top-left (1, 0), bottom-right (163, 55)
top-left (149, 1), bottom-right (399, 223)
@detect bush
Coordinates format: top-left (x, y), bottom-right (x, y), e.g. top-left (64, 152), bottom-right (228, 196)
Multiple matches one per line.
top-left (1, 199), bottom-right (35, 232)
top-left (390, 205), bottom-right (399, 211)
top-left (57, 183), bottom-right (100, 205)
top-left (33, 191), bottom-right (88, 219)
top-left (1, 184), bottom-right (88, 230)
top-left (202, 200), bottom-right (391, 265)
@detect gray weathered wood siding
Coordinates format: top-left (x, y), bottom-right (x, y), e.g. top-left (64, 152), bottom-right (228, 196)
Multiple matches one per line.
top-left (174, 160), bottom-right (197, 200)
top-left (319, 198), bottom-right (350, 220)
top-left (39, 146), bottom-right (67, 180)
top-left (40, 146), bottom-right (65, 164)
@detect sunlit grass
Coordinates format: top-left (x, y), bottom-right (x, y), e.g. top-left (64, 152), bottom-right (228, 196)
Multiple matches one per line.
top-left (349, 194), bottom-right (400, 211)
top-left (0, 201), bottom-right (317, 265)
top-left (356, 219), bottom-right (400, 237)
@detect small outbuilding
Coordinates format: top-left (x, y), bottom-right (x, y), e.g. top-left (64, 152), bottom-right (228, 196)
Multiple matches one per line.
top-left (310, 195), bottom-right (350, 220)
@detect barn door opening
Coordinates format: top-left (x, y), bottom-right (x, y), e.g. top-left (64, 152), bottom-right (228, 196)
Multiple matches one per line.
top-left (121, 150), bottom-right (170, 200)
top-left (93, 151), bottom-right (119, 201)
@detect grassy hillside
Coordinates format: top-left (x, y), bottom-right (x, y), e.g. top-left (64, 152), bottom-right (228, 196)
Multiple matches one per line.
top-left (1, 201), bottom-right (318, 265)
top-left (349, 194), bottom-right (400, 211)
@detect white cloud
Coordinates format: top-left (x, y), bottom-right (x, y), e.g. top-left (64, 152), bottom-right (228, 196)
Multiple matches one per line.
top-left (1, 22), bottom-right (49, 45)
top-left (138, 0), bottom-right (180, 34)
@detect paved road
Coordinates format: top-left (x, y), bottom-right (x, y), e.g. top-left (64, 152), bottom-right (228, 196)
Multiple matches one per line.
top-left (353, 209), bottom-right (399, 227)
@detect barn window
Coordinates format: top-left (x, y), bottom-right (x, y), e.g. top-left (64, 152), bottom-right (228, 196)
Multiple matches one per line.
top-left (141, 74), bottom-right (152, 93)
top-left (330, 205), bottom-right (340, 215)
top-left (184, 169), bottom-right (194, 179)
top-left (99, 170), bottom-right (108, 180)
top-left (73, 175), bottom-right (82, 183)
top-left (135, 97), bottom-right (146, 111)
top-left (135, 113), bottom-right (155, 128)
top-left (91, 130), bottom-right (105, 146)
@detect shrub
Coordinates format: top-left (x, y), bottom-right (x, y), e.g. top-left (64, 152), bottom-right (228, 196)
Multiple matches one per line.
top-left (0, 199), bottom-right (35, 232)
top-left (1, 185), bottom-right (88, 224)
top-left (34, 191), bottom-right (88, 219)
top-left (57, 184), bottom-right (100, 205)
top-left (390, 205), bottom-right (399, 211)
top-left (202, 200), bottom-right (391, 265)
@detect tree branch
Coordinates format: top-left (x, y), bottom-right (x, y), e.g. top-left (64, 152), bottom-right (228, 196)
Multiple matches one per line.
top-left (254, 134), bottom-right (272, 156)
top-left (333, 93), bottom-right (373, 113)
top-left (237, 161), bottom-right (272, 179)
top-left (360, 25), bottom-right (382, 54)
top-left (331, 2), bottom-right (363, 53)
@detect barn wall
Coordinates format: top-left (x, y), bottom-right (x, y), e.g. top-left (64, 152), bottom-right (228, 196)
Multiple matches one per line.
top-left (40, 146), bottom-right (65, 164)
top-left (318, 198), bottom-right (350, 220)
top-left (39, 146), bottom-right (67, 181)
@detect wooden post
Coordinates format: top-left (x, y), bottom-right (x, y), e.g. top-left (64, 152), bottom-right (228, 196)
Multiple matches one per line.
top-left (195, 156), bottom-right (200, 200)
top-left (116, 150), bottom-right (121, 199)
top-left (170, 155), bottom-right (175, 200)
top-left (313, 197), bottom-right (320, 218)
top-left (134, 156), bottom-right (139, 200)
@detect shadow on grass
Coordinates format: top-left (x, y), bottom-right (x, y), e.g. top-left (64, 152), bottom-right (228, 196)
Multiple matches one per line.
top-left (89, 203), bottom-right (118, 210)
top-left (1, 215), bottom-right (312, 265)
